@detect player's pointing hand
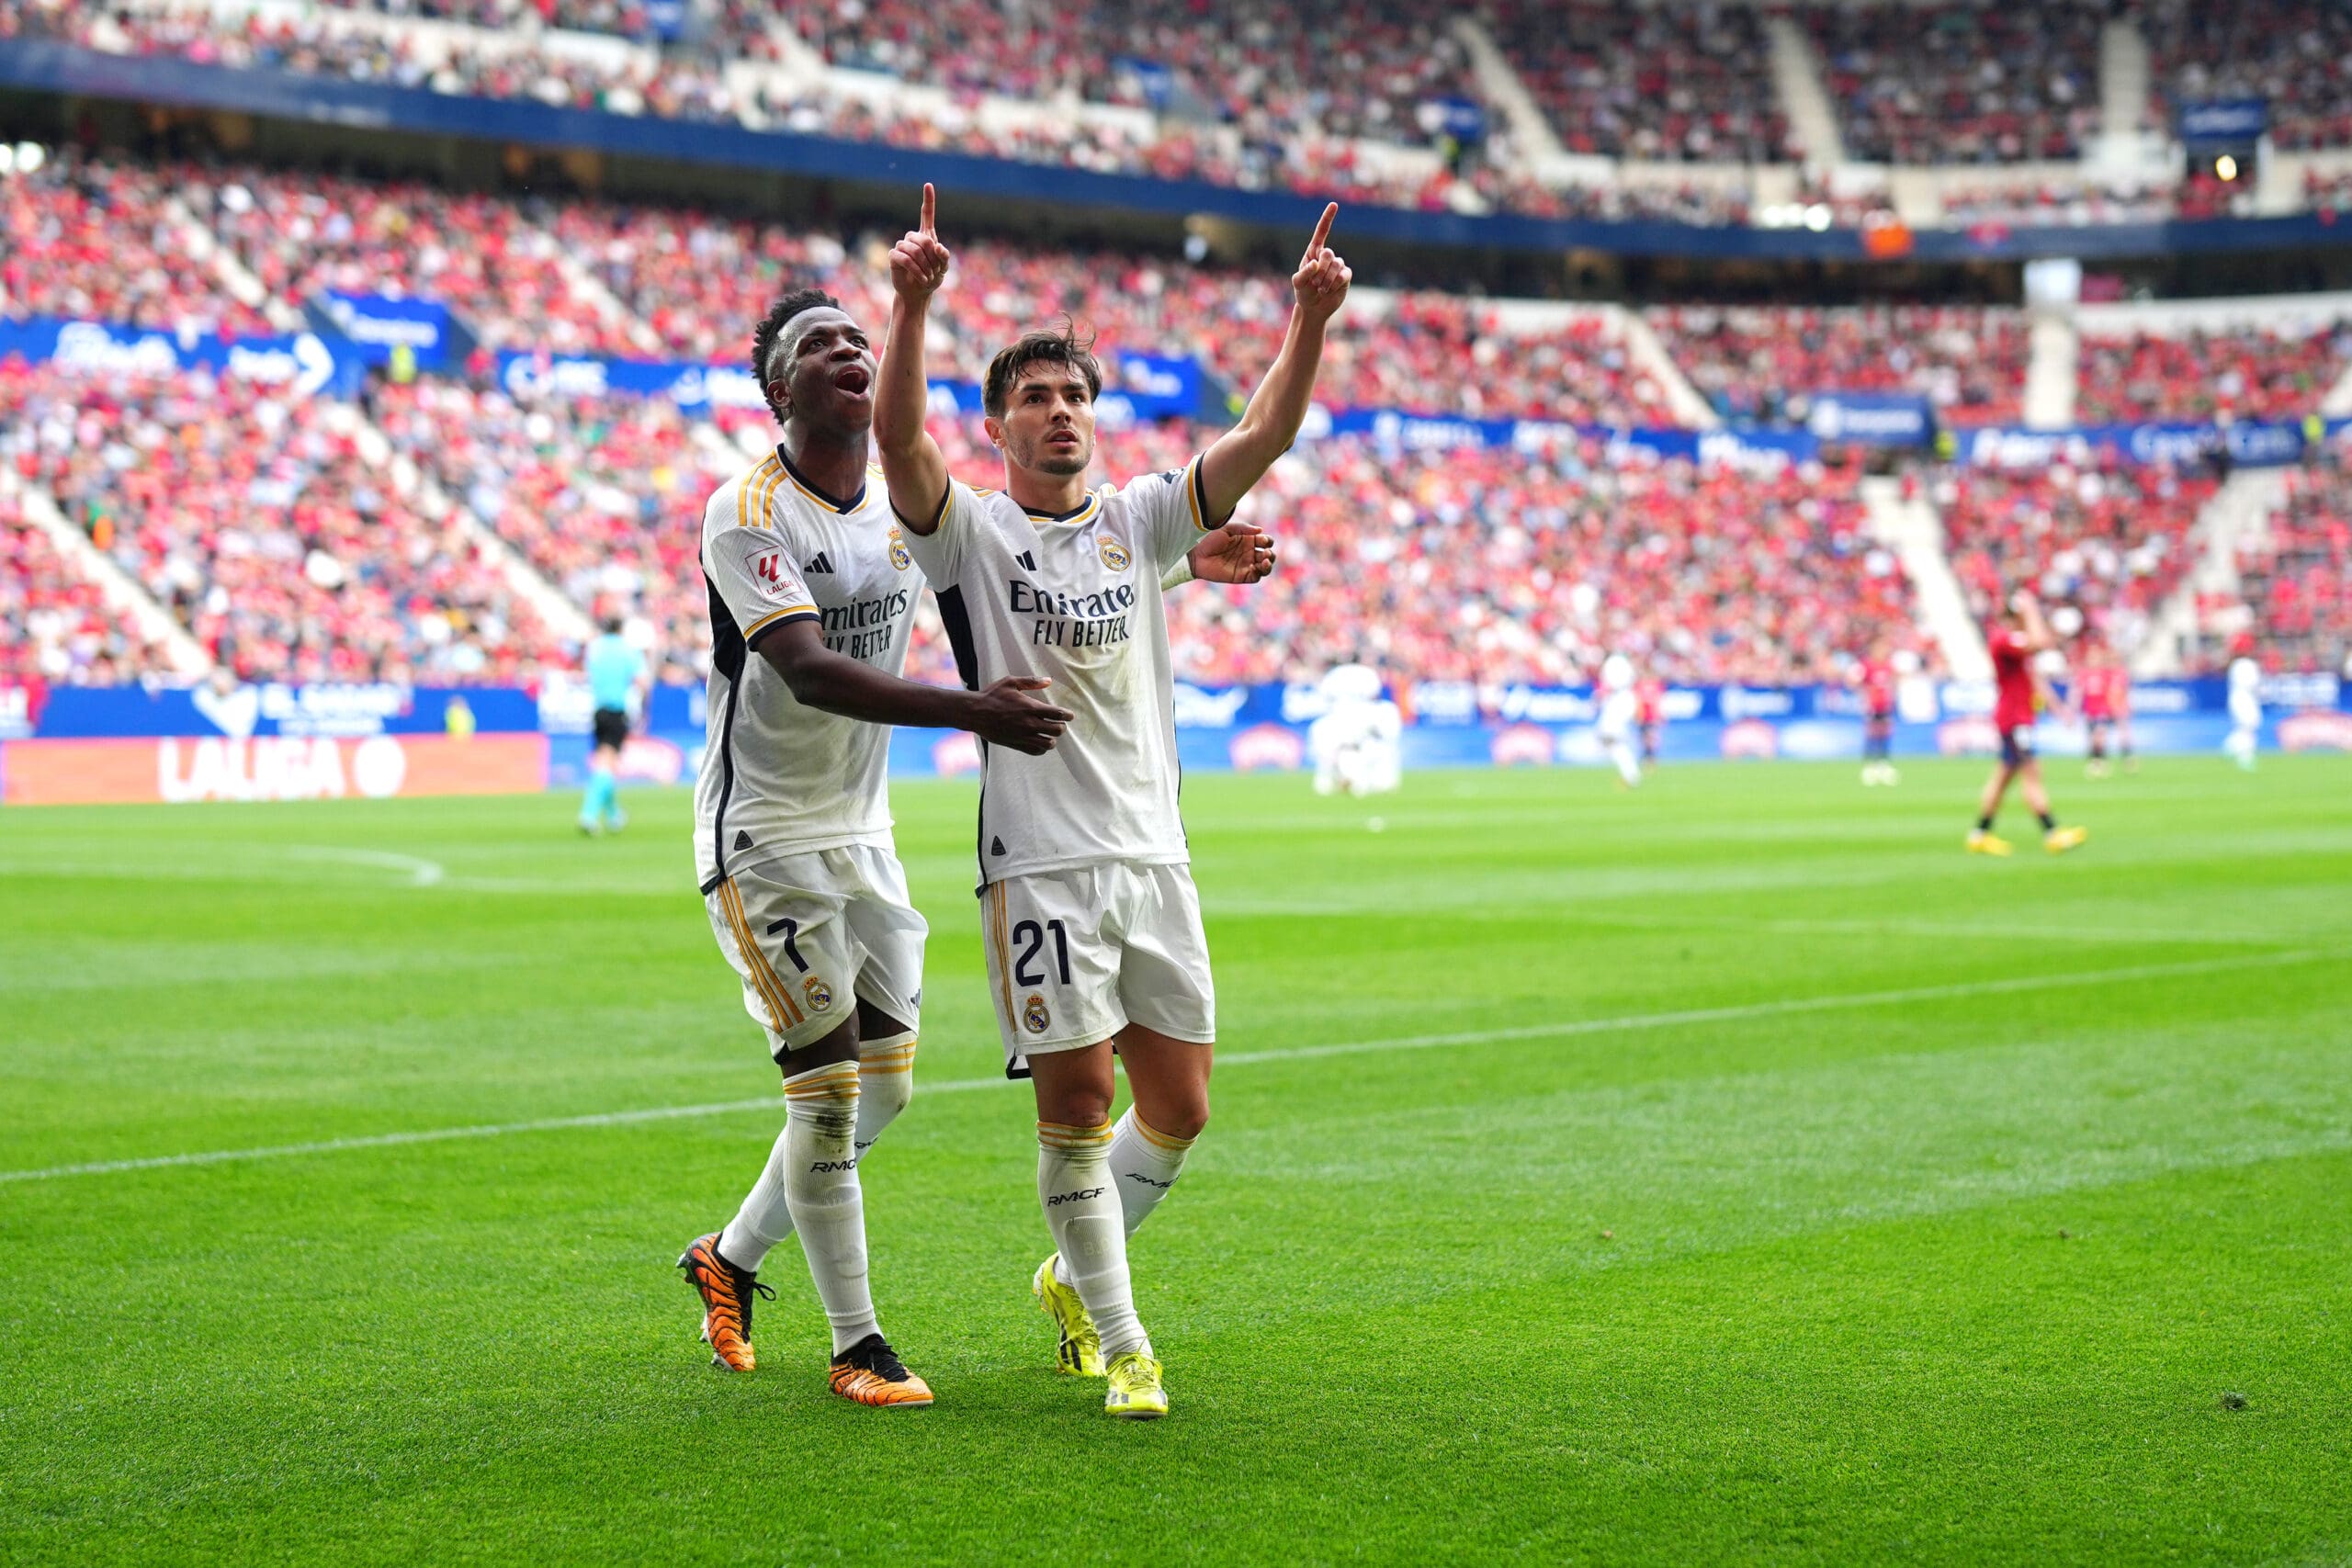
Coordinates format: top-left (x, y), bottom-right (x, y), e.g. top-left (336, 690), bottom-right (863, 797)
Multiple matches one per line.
top-left (1292, 202), bottom-right (1351, 323)
top-left (890, 182), bottom-right (952, 304)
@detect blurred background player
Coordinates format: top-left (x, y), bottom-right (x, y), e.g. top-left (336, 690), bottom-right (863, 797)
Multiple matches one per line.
top-left (578, 614), bottom-right (648, 835)
top-left (1968, 590), bottom-right (2088, 857)
top-left (2225, 641), bottom-right (2264, 771)
top-left (1597, 653), bottom-right (1643, 788)
top-left (1310, 659), bottom-right (1402, 797)
top-left (2077, 643), bottom-right (2131, 778)
top-left (1636, 671), bottom-right (1667, 767)
top-left (1857, 641), bottom-right (1899, 785)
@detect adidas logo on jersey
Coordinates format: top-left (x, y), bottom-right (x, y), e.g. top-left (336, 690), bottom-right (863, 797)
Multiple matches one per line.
top-left (804, 552), bottom-right (835, 574)
top-left (990, 837), bottom-right (1007, 857)
top-left (734, 830), bottom-right (754, 852)
top-left (1015, 550), bottom-right (1037, 570)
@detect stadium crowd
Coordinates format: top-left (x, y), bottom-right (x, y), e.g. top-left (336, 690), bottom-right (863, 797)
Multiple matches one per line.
top-left (2073, 325), bottom-right (2348, 423)
top-left (1477, 0), bottom-right (1789, 163)
top-left (0, 491), bottom-right (162, 683)
top-left (373, 378), bottom-right (733, 684)
top-left (2148, 0), bottom-right (2352, 152)
top-left (1, 148), bottom-right (274, 337)
top-left (0, 361), bottom-right (560, 682)
top-left (1649, 306), bottom-right (2029, 427)
top-left (1938, 459), bottom-right (2218, 660)
top-left (1802, 1), bottom-right (2109, 165)
top-left (2216, 454), bottom-right (2352, 674)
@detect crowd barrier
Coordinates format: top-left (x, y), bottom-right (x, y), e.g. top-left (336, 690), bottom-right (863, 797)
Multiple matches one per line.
top-left (6, 676), bottom-right (2343, 807)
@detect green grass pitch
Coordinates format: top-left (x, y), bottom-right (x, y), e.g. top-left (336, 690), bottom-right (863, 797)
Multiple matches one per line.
top-left (4, 757), bottom-right (2348, 1564)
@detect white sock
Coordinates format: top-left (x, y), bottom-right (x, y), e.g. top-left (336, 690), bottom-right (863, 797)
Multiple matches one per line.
top-left (1610, 739), bottom-right (1642, 786)
top-left (1055, 1108), bottom-right (1197, 1286)
top-left (1039, 1120), bottom-right (1149, 1361)
top-left (781, 1059), bottom-right (880, 1353)
top-left (854, 1032), bottom-right (916, 1157)
top-left (718, 1035), bottom-right (917, 1272)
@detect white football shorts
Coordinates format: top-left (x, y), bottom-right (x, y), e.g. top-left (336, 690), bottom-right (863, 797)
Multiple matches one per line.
top-left (705, 841), bottom-right (926, 1060)
top-left (979, 860), bottom-right (1215, 1076)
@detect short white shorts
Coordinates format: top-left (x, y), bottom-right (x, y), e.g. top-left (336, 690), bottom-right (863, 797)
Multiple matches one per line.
top-left (980, 861), bottom-right (1215, 1076)
top-left (705, 842), bottom-right (926, 1060)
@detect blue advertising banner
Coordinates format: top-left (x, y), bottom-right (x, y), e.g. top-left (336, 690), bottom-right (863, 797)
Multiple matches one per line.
top-left (492, 349), bottom-right (1206, 423)
top-left (1962, 417), bottom-right (2347, 470)
top-left (1806, 391), bottom-right (1935, 446)
top-left (31, 682), bottom-right (538, 739)
top-left (0, 315), bottom-right (364, 398)
top-left (2178, 99), bottom-right (2268, 146)
top-left (19, 677), bottom-right (2347, 801)
top-left (316, 291), bottom-right (461, 369)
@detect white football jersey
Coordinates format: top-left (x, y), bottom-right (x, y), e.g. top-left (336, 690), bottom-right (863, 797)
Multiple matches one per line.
top-left (693, 446), bottom-right (922, 891)
top-left (899, 456), bottom-right (1216, 886)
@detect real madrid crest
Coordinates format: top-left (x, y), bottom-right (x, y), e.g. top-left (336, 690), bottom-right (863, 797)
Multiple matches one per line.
top-left (1023, 993), bottom-right (1051, 1034)
top-left (804, 976), bottom-right (833, 1013)
top-left (888, 529), bottom-right (911, 571)
top-left (1097, 535), bottom-right (1131, 573)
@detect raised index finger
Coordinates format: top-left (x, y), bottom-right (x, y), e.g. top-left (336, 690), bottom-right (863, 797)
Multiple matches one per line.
top-left (920, 182), bottom-right (936, 237)
top-left (1302, 202), bottom-right (1337, 263)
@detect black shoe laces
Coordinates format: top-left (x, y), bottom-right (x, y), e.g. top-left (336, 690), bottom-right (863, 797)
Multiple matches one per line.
top-left (722, 1252), bottom-right (775, 1339)
top-left (836, 1333), bottom-right (909, 1382)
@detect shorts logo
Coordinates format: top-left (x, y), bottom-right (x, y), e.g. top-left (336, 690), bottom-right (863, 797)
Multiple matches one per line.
top-left (888, 530), bottom-right (911, 571)
top-left (1098, 536), bottom-right (1131, 573)
top-left (804, 976), bottom-right (833, 1013)
top-left (1023, 993), bottom-right (1051, 1034)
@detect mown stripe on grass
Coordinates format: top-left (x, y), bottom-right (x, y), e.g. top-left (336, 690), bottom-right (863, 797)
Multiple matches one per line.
top-left (2, 948), bottom-right (2330, 1188)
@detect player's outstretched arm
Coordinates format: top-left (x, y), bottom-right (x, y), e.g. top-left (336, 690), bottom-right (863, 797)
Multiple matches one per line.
top-left (875, 182), bottom-right (953, 536)
top-left (1198, 202), bottom-right (1351, 525)
top-left (756, 622), bottom-right (1073, 754)
top-left (2011, 589), bottom-right (2059, 653)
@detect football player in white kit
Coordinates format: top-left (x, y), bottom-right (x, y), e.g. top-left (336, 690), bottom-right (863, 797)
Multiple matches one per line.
top-left (1596, 653), bottom-right (1643, 788)
top-left (1309, 660), bottom-right (1402, 796)
top-left (2224, 646), bottom-right (2263, 771)
top-left (874, 186), bottom-right (1332, 1419)
top-left (678, 287), bottom-right (1271, 1405)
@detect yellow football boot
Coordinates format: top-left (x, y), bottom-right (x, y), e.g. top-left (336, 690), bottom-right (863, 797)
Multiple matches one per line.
top-left (1034, 1254), bottom-right (1104, 1377)
top-left (1103, 1350), bottom-right (1169, 1420)
top-left (1965, 829), bottom-right (2013, 857)
top-left (2045, 824), bottom-right (2089, 855)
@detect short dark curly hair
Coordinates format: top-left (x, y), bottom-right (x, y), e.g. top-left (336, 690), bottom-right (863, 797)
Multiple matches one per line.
top-left (983, 320), bottom-right (1102, 419)
top-left (751, 288), bottom-right (843, 405)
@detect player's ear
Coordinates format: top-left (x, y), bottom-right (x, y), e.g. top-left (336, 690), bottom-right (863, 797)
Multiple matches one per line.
top-left (982, 413), bottom-right (1004, 449)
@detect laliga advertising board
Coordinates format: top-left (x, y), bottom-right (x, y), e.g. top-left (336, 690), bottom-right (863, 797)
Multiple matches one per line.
top-left (0, 681), bottom-right (546, 807)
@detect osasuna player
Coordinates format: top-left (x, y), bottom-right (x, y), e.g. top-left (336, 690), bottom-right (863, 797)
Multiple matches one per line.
top-left (678, 286), bottom-right (1272, 1406)
top-left (1596, 653), bottom-right (1642, 788)
top-left (1856, 642), bottom-right (1899, 786)
top-left (1636, 673), bottom-right (1666, 766)
top-left (1967, 590), bottom-right (2089, 857)
top-left (873, 185), bottom-right (1314, 1419)
top-left (2225, 644), bottom-right (2263, 771)
top-left (2077, 644), bottom-right (2130, 778)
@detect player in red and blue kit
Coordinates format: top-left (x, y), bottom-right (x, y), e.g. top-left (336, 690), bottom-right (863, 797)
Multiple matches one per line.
top-left (2076, 645), bottom-right (2132, 777)
top-left (1968, 590), bottom-right (2089, 856)
top-left (1636, 675), bottom-right (1666, 765)
top-left (1857, 643), bottom-right (1898, 786)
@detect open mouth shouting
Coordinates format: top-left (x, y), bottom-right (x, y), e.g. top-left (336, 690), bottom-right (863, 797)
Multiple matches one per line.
top-left (831, 363), bottom-right (873, 396)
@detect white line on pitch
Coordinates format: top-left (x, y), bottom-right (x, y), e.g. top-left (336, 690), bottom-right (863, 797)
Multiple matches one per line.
top-left (0, 947), bottom-right (2330, 1187)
